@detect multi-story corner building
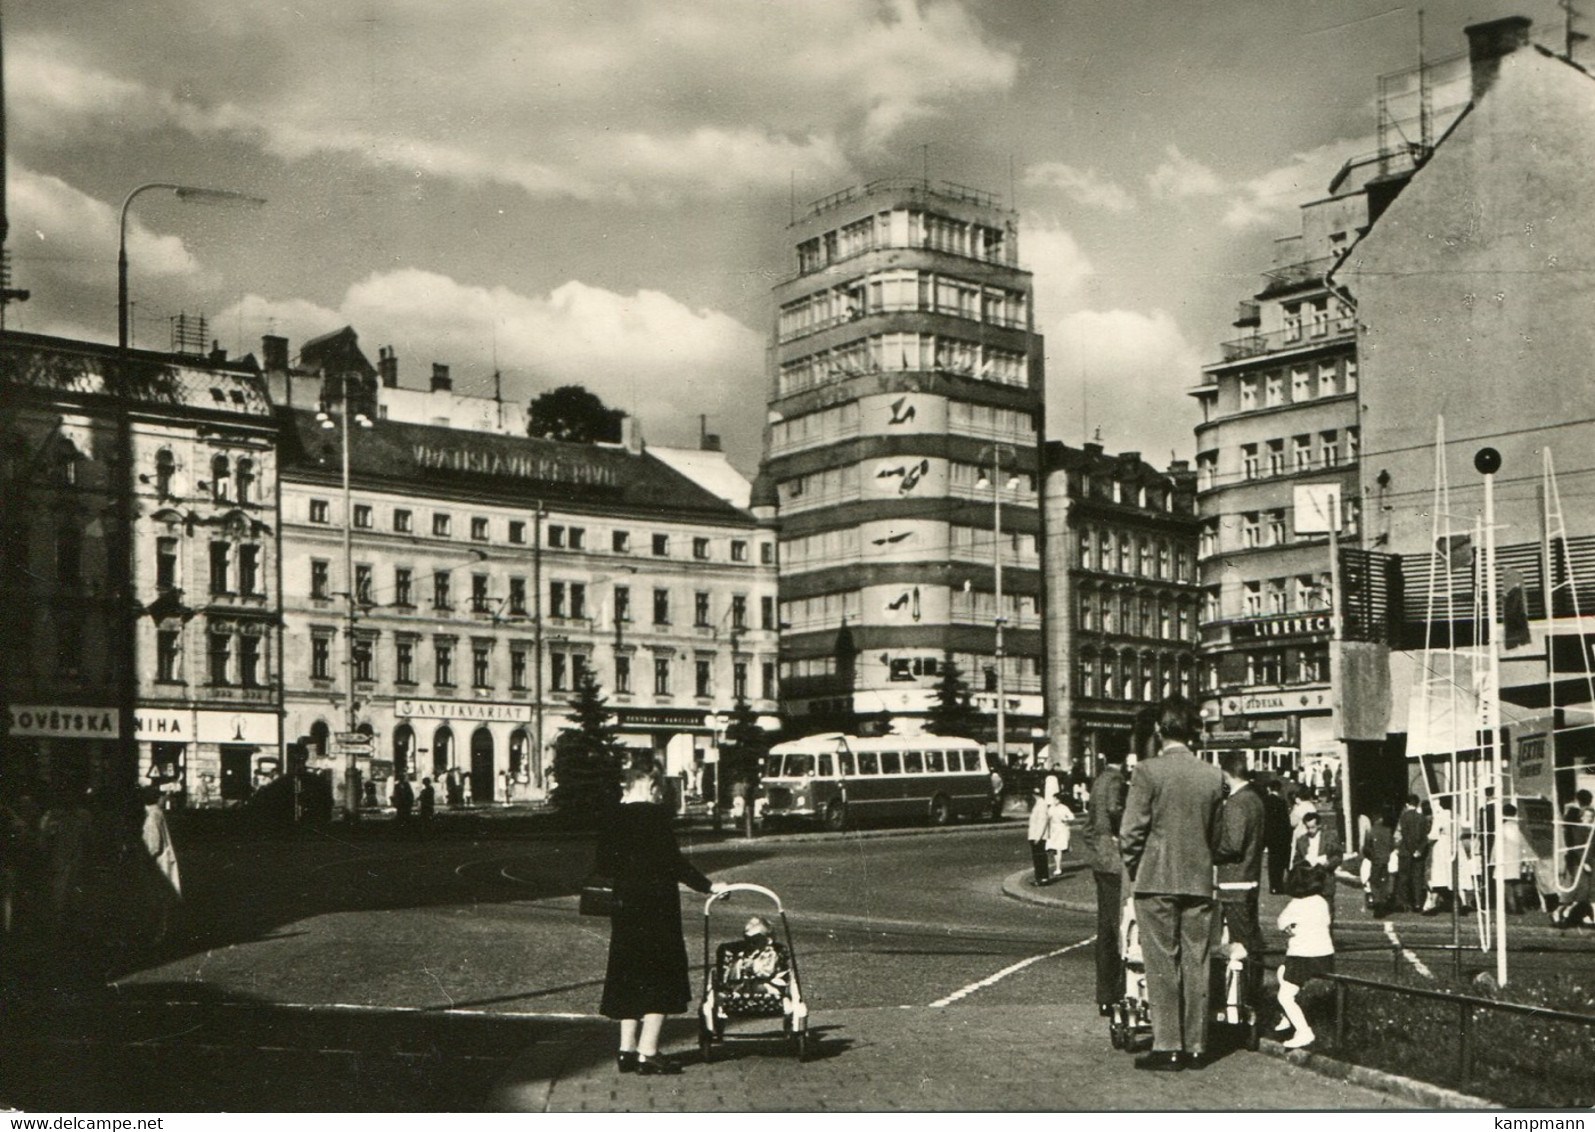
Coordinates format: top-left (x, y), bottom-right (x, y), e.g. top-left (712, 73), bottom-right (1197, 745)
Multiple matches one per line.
top-left (1041, 443), bottom-right (1201, 772)
top-left (1, 331), bottom-right (281, 807)
top-left (275, 347), bottom-right (779, 806)
top-left (756, 178), bottom-right (1045, 749)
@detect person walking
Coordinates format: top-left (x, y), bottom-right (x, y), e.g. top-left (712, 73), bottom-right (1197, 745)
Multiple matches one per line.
top-left (1291, 811), bottom-right (1344, 920)
top-left (1026, 787), bottom-right (1053, 884)
top-left (1360, 809), bottom-right (1397, 916)
top-left (391, 776), bottom-right (414, 824)
top-left (1394, 794), bottom-right (1428, 912)
top-left (418, 777), bottom-right (435, 824)
top-left (1084, 746), bottom-right (1129, 1016)
top-left (1045, 791), bottom-right (1075, 877)
top-left (1264, 780), bottom-right (1292, 895)
top-left (139, 786), bottom-right (182, 945)
top-left (597, 763), bottom-right (727, 1075)
top-left (1275, 864), bottom-right (1335, 1049)
top-left (1288, 787), bottom-right (1317, 864)
top-left (1212, 750), bottom-right (1266, 1010)
top-left (1119, 696), bottom-right (1225, 1072)
top-left (1424, 796), bottom-right (1456, 914)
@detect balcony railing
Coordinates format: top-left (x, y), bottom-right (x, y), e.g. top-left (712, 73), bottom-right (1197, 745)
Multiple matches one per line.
top-left (1217, 321), bottom-right (1354, 363)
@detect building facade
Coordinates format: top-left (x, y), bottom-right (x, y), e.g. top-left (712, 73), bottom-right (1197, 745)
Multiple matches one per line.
top-left (2, 331), bottom-right (281, 807)
top-left (277, 391), bottom-right (780, 807)
top-left (757, 178), bottom-right (1045, 749)
top-left (1042, 442), bottom-right (1201, 771)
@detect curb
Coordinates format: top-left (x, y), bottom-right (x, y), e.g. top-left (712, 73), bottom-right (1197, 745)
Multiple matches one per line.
top-left (693, 817), bottom-right (1015, 848)
top-left (1000, 868), bottom-right (1097, 913)
top-left (1256, 1040), bottom-right (1500, 1110)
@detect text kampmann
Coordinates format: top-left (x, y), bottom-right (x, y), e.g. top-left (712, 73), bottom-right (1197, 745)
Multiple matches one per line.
top-left (1495, 1120), bottom-right (1584, 1130)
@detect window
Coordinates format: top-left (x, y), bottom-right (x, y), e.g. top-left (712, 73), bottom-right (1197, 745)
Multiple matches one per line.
top-left (508, 576), bottom-right (526, 616)
top-left (549, 581), bottom-right (567, 618)
top-left (472, 573), bottom-right (490, 613)
top-left (569, 527), bottom-right (585, 550)
top-left (509, 520), bottom-right (526, 545)
top-left (734, 662), bottom-right (748, 700)
top-left (397, 640), bottom-right (415, 684)
top-left (1267, 439), bottom-right (1285, 477)
top-left (696, 659), bottom-right (712, 698)
top-left (653, 588), bottom-right (671, 625)
top-left (760, 542), bottom-right (774, 565)
top-left (310, 499), bottom-right (329, 524)
top-left (432, 513), bottom-right (451, 537)
top-left (157, 536), bottom-right (179, 591)
top-left (694, 592), bottom-right (711, 627)
top-left (1320, 430), bottom-right (1340, 467)
top-left (1267, 509), bottom-right (1287, 546)
top-left (570, 582), bottom-right (587, 620)
top-left (1295, 575), bottom-right (1319, 610)
top-left (760, 596), bottom-right (775, 630)
top-left (652, 534), bottom-right (669, 556)
top-left (1266, 577), bottom-right (1287, 615)
top-left (1345, 358), bottom-right (1358, 393)
top-left (572, 653), bottom-right (588, 687)
top-left (1242, 512), bottom-right (1261, 548)
top-left (1347, 426), bottom-right (1360, 461)
top-left (237, 459), bottom-right (257, 503)
top-left (551, 651), bottom-right (568, 691)
top-left (654, 656), bottom-right (672, 695)
top-left (355, 563), bottom-right (373, 605)
top-left (353, 504), bottom-right (373, 529)
top-left (731, 540), bottom-right (748, 562)
top-left (615, 655), bottom-right (632, 693)
top-left (209, 541), bottom-right (231, 594)
top-left (433, 571), bottom-right (451, 610)
top-left (1318, 361), bottom-right (1337, 398)
top-left (157, 628), bottom-right (181, 682)
top-left (1293, 435), bottom-right (1313, 471)
top-left (311, 559), bottom-right (330, 600)
top-left (473, 643), bottom-right (491, 688)
top-left (394, 509), bottom-right (413, 533)
top-left (1309, 298), bottom-right (1330, 337)
top-left (548, 525), bottom-right (566, 548)
top-left (208, 630), bottom-right (231, 685)
top-left (435, 639), bottom-right (454, 685)
top-left (615, 585), bottom-right (631, 624)
top-left (1283, 304), bottom-right (1302, 343)
top-left (352, 637), bottom-right (373, 682)
top-left (155, 449), bottom-right (176, 498)
top-left (510, 647), bottom-right (527, 691)
top-left (471, 516), bottom-right (489, 542)
top-left (1265, 372), bottom-right (1284, 407)
top-left (762, 662), bottom-right (775, 699)
top-left (1158, 543), bottom-right (1171, 580)
top-left (1292, 367), bottom-right (1312, 401)
top-left (613, 530), bottom-right (630, 554)
top-left (731, 595), bottom-right (747, 630)
top-left (1244, 581), bottom-right (1263, 617)
top-left (312, 635), bottom-right (331, 680)
top-left (1241, 444), bottom-right (1259, 480)
top-left (1239, 378), bottom-right (1257, 412)
top-left (211, 455), bottom-right (231, 502)
top-left (395, 568), bottom-right (413, 608)
top-left (693, 537), bottom-right (710, 560)
top-left (239, 544), bottom-right (261, 596)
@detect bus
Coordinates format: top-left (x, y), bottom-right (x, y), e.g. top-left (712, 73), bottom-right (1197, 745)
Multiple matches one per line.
top-left (759, 733), bottom-right (998, 831)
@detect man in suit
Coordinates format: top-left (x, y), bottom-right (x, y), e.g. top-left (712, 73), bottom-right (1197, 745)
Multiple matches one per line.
top-left (1394, 793), bottom-right (1428, 912)
top-left (1120, 696), bottom-right (1225, 1072)
top-left (1213, 750), bottom-right (1266, 1007)
top-left (1085, 745), bottom-right (1131, 1016)
top-left (1291, 809), bottom-right (1344, 918)
top-left (1263, 780), bottom-right (1292, 894)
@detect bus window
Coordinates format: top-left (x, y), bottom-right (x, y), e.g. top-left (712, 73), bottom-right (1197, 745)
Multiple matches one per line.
top-left (925, 750), bottom-right (945, 773)
top-left (818, 753), bottom-right (834, 777)
top-left (788, 754), bottom-right (814, 777)
top-left (881, 751), bottom-right (902, 775)
top-left (839, 751), bottom-right (855, 775)
top-left (764, 755), bottom-right (784, 777)
top-left (857, 751), bottom-right (878, 775)
top-left (962, 750), bottom-right (984, 772)
top-left (903, 750), bottom-right (923, 774)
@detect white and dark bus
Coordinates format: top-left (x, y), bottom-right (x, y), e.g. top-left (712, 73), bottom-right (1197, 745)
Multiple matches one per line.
top-left (759, 733), bottom-right (998, 831)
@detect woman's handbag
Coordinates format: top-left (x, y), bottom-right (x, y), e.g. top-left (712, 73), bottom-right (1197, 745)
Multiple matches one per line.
top-left (579, 873), bottom-right (616, 917)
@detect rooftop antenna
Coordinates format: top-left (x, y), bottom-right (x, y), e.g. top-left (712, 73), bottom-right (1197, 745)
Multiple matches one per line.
top-left (491, 322), bottom-right (505, 430)
top-left (1008, 155), bottom-right (1016, 211)
top-left (1418, 9), bottom-right (1433, 154)
top-left (922, 143), bottom-right (930, 188)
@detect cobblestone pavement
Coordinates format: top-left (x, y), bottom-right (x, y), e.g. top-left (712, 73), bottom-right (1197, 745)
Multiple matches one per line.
top-left (486, 1002), bottom-right (1415, 1113)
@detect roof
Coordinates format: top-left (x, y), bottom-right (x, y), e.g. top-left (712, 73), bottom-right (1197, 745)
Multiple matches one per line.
top-left (1, 330), bottom-right (274, 417)
top-left (279, 409), bottom-right (756, 523)
top-left (647, 446), bottom-right (753, 508)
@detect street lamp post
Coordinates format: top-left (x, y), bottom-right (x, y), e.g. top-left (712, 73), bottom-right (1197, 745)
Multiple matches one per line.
top-left (318, 380), bottom-right (372, 819)
top-left (116, 182), bottom-right (263, 803)
top-left (978, 445), bottom-right (1020, 772)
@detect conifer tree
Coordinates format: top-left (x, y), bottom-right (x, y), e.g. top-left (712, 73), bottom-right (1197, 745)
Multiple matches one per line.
top-left (550, 667), bottom-right (625, 818)
top-left (925, 651), bottom-right (981, 739)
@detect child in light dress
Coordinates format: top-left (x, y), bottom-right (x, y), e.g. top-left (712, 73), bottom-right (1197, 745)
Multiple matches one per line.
top-left (1045, 793), bottom-right (1075, 877)
top-left (1276, 864), bottom-right (1335, 1049)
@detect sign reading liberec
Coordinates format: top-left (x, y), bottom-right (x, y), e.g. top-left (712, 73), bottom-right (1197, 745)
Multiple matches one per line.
top-left (413, 443), bottom-right (620, 488)
top-left (1230, 613), bottom-right (1332, 641)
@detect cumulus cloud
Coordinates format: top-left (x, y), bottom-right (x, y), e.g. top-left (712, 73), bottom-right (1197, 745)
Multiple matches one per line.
top-left (217, 269), bottom-right (768, 464)
top-left (11, 1), bottom-right (1017, 202)
top-left (1024, 162), bottom-right (1135, 213)
top-left (1045, 309), bottom-right (1202, 461)
top-left (1145, 145), bottom-right (1224, 200)
top-left (1021, 216), bottom-right (1095, 325)
top-left (1221, 139), bottom-right (1361, 229)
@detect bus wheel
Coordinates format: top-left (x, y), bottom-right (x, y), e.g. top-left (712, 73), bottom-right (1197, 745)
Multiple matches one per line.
top-left (825, 800), bottom-right (848, 832)
top-left (929, 794), bottom-right (952, 825)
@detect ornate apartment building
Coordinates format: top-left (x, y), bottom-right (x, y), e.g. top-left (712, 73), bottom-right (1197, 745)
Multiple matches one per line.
top-left (756, 178), bottom-right (1045, 747)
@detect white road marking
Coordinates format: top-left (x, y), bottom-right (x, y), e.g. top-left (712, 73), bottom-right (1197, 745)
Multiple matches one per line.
top-left (928, 936), bottom-right (1096, 1007)
top-left (1382, 921), bottom-right (1434, 978)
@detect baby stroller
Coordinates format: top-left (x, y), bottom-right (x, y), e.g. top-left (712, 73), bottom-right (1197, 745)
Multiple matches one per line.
top-left (1107, 898), bottom-right (1260, 1052)
top-left (698, 883), bottom-right (812, 1062)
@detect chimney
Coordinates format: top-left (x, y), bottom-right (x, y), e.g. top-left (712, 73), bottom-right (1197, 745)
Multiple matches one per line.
top-left (701, 433), bottom-right (722, 453)
top-left (208, 340), bottom-right (228, 365)
top-left (1465, 16), bottom-right (1532, 101)
top-left (430, 362), bottom-right (451, 392)
top-left (262, 334), bottom-right (289, 373)
top-left (378, 346), bottom-right (399, 388)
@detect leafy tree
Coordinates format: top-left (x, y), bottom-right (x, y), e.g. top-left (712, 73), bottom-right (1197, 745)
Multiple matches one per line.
top-left (925, 652), bottom-right (981, 739)
top-left (719, 697), bottom-right (770, 793)
top-left (551, 668), bottom-right (626, 818)
top-left (528, 385), bottom-right (626, 444)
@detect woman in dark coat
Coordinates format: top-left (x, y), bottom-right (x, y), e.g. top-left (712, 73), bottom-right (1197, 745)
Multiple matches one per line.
top-left (597, 764), bottom-right (725, 1075)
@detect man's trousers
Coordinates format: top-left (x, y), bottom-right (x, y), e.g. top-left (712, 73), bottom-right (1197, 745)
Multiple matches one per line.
top-left (1134, 892), bottom-right (1215, 1055)
top-left (1093, 870), bottom-right (1123, 1008)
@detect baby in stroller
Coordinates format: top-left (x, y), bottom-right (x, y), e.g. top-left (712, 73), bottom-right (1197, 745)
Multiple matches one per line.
top-left (715, 916), bottom-right (792, 1017)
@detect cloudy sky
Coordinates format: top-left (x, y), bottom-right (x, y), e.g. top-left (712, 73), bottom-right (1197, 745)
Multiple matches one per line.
top-left (4, 0), bottom-right (1583, 472)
